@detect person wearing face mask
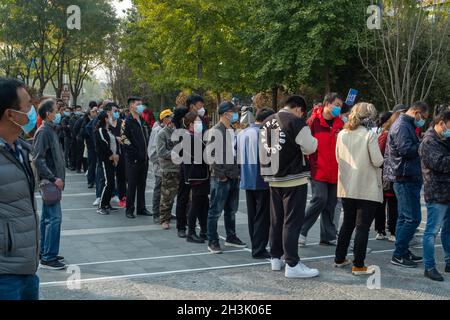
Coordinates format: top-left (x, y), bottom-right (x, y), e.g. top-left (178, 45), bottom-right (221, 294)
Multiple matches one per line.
top-left (156, 109), bottom-right (179, 230)
top-left (107, 103), bottom-right (127, 208)
top-left (299, 93), bottom-right (344, 247)
top-left (0, 78), bottom-right (40, 299)
top-left (73, 107), bottom-right (87, 174)
top-left (205, 101), bottom-right (246, 254)
top-left (121, 97), bottom-right (150, 218)
top-left (147, 111), bottom-right (167, 224)
top-left (69, 105), bottom-right (83, 171)
top-left (181, 112), bottom-right (210, 243)
top-left (384, 101), bottom-right (429, 268)
top-left (260, 96), bottom-right (318, 278)
top-left (419, 110), bottom-right (450, 281)
top-left (32, 99), bottom-right (66, 270)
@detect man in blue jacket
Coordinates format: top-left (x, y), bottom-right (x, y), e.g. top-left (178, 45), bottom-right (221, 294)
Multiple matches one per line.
top-left (238, 107), bottom-right (275, 259)
top-left (384, 101), bottom-right (429, 268)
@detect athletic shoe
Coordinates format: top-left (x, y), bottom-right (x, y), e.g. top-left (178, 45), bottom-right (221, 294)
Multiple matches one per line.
top-left (224, 236), bottom-right (246, 248)
top-left (208, 240), bottom-right (223, 254)
top-left (285, 262), bottom-right (320, 278)
top-left (391, 256), bottom-right (417, 268)
top-left (407, 251), bottom-right (423, 263)
top-left (298, 235), bottom-right (307, 247)
top-left (40, 260), bottom-right (67, 270)
top-left (352, 266), bottom-right (376, 276)
top-left (424, 268), bottom-right (444, 282)
top-left (92, 198), bottom-right (101, 206)
top-left (97, 208), bottom-right (109, 215)
top-left (334, 259), bottom-right (352, 268)
top-left (388, 234), bottom-right (396, 242)
top-left (271, 258), bottom-right (286, 271)
top-left (376, 233), bottom-right (386, 240)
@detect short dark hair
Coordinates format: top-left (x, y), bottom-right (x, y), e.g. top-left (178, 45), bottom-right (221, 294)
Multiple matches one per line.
top-left (435, 109), bottom-right (450, 124)
top-left (323, 92), bottom-right (342, 105)
top-left (377, 111), bottom-right (393, 128)
top-left (127, 96), bottom-right (142, 106)
top-left (89, 101), bottom-right (98, 109)
top-left (409, 101), bottom-right (429, 114)
top-left (75, 105), bottom-right (82, 110)
top-left (0, 78), bottom-right (26, 119)
top-left (284, 95), bottom-right (307, 112)
top-left (256, 107), bottom-right (275, 122)
top-left (104, 102), bottom-right (118, 112)
top-left (96, 111), bottom-right (109, 130)
top-left (38, 99), bottom-right (56, 120)
top-left (186, 94), bottom-right (204, 109)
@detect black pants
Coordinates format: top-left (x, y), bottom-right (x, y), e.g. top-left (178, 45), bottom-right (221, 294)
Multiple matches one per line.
top-left (115, 156), bottom-right (127, 200)
top-left (100, 160), bottom-right (115, 209)
top-left (175, 166), bottom-right (190, 231)
top-left (87, 146), bottom-right (97, 185)
top-left (69, 138), bottom-right (78, 169)
top-left (246, 189), bottom-right (270, 257)
top-left (75, 138), bottom-right (85, 171)
top-left (187, 181), bottom-right (209, 236)
top-left (335, 198), bottom-right (377, 268)
top-left (374, 196), bottom-right (398, 235)
top-left (64, 137), bottom-right (73, 167)
top-left (269, 184), bottom-right (308, 267)
top-left (126, 160), bottom-right (148, 214)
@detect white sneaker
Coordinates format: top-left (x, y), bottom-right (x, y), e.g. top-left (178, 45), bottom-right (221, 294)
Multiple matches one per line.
top-left (92, 198), bottom-right (101, 206)
top-left (111, 196), bottom-right (120, 204)
top-left (285, 262), bottom-right (320, 278)
top-left (298, 235), bottom-right (307, 247)
top-left (388, 234), bottom-right (396, 242)
top-left (376, 233), bottom-right (385, 240)
top-left (271, 258), bottom-right (286, 271)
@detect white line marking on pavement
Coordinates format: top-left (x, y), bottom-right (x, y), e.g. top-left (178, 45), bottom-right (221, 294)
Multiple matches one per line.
top-left (40, 244), bottom-right (442, 287)
top-left (71, 249), bottom-right (247, 266)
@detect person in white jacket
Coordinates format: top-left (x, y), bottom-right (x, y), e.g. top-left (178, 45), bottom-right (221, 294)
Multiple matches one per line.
top-left (334, 102), bottom-right (384, 276)
top-left (147, 117), bottom-right (164, 224)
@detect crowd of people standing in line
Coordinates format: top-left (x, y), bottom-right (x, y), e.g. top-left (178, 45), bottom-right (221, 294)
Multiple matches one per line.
top-left (0, 76), bottom-right (449, 300)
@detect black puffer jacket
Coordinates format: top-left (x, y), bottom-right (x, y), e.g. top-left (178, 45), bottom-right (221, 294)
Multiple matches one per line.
top-left (418, 128), bottom-right (450, 204)
top-left (0, 138), bottom-right (39, 275)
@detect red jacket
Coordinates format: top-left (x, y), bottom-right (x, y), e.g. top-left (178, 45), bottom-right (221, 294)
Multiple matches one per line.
top-left (307, 107), bottom-right (343, 184)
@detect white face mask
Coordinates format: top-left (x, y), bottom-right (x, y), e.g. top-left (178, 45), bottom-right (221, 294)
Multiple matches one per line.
top-left (198, 107), bottom-right (206, 117)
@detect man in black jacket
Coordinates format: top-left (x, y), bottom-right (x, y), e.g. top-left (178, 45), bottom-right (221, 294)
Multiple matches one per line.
top-left (121, 96), bottom-right (150, 218)
top-left (68, 105), bottom-right (82, 170)
top-left (0, 78), bottom-right (39, 300)
top-left (419, 109), bottom-right (450, 281)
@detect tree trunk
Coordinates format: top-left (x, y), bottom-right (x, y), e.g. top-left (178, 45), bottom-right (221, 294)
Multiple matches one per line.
top-left (216, 91), bottom-right (221, 106)
top-left (272, 86), bottom-right (278, 110)
top-left (324, 67), bottom-right (331, 94)
top-left (160, 94), bottom-right (165, 110)
top-left (72, 95), bottom-right (78, 106)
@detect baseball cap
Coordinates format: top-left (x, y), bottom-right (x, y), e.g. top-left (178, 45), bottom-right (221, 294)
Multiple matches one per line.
top-left (218, 101), bottom-right (239, 115)
top-left (159, 109), bottom-right (174, 120)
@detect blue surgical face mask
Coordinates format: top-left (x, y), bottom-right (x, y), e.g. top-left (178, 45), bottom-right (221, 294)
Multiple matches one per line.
top-left (415, 115), bottom-right (425, 128)
top-left (442, 124), bottom-right (450, 139)
top-left (53, 113), bottom-right (62, 124)
top-left (136, 105), bottom-right (146, 115)
top-left (112, 111), bottom-right (120, 120)
top-left (231, 112), bottom-right (239, 124)
top-left (331, 106), bottom-right (341, 117)
top-left (64, 111), bottom-right (70, 117)
top-left (11, 105), bottom-right (37, 134)
top-left (341, 116), bottom-right (348, 123)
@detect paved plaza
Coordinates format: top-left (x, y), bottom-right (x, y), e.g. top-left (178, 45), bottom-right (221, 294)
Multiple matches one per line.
top-left (37, 172), bottom-right (450, 300)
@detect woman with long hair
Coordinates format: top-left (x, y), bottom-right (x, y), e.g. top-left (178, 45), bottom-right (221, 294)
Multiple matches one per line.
top-left (94, 112), bottom-right (119, 215)
top-left (334, 102), bottom-right (384, 275)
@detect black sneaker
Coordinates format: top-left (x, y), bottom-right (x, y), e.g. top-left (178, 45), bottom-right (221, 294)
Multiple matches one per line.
top-left (40, 260), bottom-right (66, 270)
top-left (137, 209), bottom-right (152, 216)
top-left (106, 206), bottom-right (119, 212)
top-left (186, 233), bottom-right (205, 244)
top-left (177, 230), bottom-right (187, 238)
top-left (208, 240), bottom-right (223, 254)
top-left (87, 183), bottom-right (94, 189)
top-left (224, 236), bottom-right (247, 248)
top-left (407, 251), bottom-right (423, 263)
top-left (391, 256), bottom-right (417, 268)
top-left (446, 264), bottom-right (450, 273)
top-left (199, 233), bottom-right (207, 241)
top-left (126, 212), bottom-right (135, 219)
top-left (56, 255), bottom-right (65, 262)
top-left (319, 240), bottom-right (337, 246)
top-left (97, 208), bottom-right (110, 215)
top-left (424, 268), bottom-right (444, 282)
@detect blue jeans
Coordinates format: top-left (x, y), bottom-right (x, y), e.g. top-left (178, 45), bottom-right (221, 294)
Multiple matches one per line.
top-left (207, 178), bottom-right (239, 242)
top-left (423, 203), bottom-right (450, 270)
top-left (393, 181), bottom-right (422, 258)
top-left (0, 274), bottom-right (39, 300)
top-left (40, 201), bottom-right (62, 262)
